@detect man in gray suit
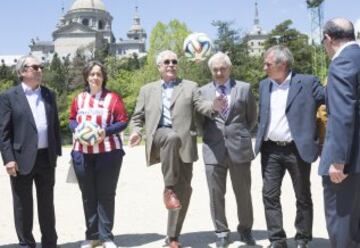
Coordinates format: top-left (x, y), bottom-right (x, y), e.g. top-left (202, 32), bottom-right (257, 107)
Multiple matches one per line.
top-left (255, 45), bottom-right (324, 248)
top-left (198, 52), bottom-right (257, 247)
top-left (319, 18), bottom-right (360, 248)
top-left (129, 50), bottom-right (224, 248)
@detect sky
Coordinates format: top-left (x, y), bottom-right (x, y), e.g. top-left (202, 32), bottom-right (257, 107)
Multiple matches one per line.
top-left (0, 0), bottom-right (359, 55)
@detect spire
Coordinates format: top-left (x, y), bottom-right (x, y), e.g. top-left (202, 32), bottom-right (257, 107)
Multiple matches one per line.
top-left (127, 5), bottom-right (147, 41)
top-left (254, 0), bottom-right (259, 26)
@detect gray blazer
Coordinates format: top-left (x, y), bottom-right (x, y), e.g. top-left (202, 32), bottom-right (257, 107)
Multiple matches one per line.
top-left (130, 78), bottom-right (214, 166)
top-left (198, 79), bottom-right (257, 164)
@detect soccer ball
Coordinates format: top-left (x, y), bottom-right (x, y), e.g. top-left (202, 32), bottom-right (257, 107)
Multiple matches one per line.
top-left (183, 32), bottom-right (213, 61)
top-left (75, 121), bottom-right (100, 146)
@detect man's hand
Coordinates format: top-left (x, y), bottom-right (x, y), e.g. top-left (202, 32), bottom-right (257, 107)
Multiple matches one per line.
top-left (212, 95), bottom-right (226, 113)
top-left (128, 132), bottom-right (142, 147)
top-left (329, 163), bottom-right (348, 184)
top-left (5, 161), bottom-right (18, 177)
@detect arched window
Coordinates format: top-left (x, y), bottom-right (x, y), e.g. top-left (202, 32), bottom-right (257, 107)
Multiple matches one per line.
top-left (82, 18), bottom-right (89, 26)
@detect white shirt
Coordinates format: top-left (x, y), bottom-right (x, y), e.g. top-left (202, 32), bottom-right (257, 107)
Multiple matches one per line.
top-left (22, 82), bottom-right (48, 149)
top-left (332, 41), bottom-right (359, 61)
top-left (265, 72), bottom-right (293, 142)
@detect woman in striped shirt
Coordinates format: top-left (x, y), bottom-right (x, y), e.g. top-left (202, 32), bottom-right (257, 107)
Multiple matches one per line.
top-left (69, 61), bottom-right (128, 248)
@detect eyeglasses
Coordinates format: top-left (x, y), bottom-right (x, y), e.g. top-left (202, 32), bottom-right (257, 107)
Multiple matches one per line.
top-left (321, 35), bottom-right (327, 45)
top-left (163, 59), bottom-right (178, 65)
top-left (24, 64), bottom-right (44, 71)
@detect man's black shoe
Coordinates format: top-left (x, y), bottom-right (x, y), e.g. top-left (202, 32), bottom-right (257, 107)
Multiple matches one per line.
top-left (239, 231), bottom-right (256, 245)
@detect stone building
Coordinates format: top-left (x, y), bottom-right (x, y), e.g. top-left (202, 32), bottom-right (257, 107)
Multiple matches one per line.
top-left (28, 0), bottom-right (147, 62)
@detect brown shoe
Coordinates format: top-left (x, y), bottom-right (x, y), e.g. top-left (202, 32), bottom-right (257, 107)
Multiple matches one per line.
top-left (165, 237), bottom-right (182, 248)
top-left (169, 240), bottom-right (181, 248)
top-left (163, 189), bottom-right (181, 210)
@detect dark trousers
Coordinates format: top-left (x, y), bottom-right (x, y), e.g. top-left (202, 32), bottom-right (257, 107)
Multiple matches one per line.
top-left (323, 174), bottom-right (360, 248)
top-left (153, 127), bottom-right (193, 238)
top-left (261, 142), bottom-right (313, 244)
top-left (72, 149), bottom-right (123, 241)
top-left (10, 150), bottom-right (57, 248)
top-left (205, 157), bottom-right (253, 236)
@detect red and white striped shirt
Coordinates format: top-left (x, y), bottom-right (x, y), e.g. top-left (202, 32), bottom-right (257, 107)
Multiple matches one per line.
top-left (70, 90), bottom-right (128, 154)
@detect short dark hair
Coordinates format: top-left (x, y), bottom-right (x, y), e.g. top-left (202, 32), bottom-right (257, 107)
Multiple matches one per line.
top-left (82, 60), bottom-right (108, 90)
top-left (323, 19), bottom-right (355, 41)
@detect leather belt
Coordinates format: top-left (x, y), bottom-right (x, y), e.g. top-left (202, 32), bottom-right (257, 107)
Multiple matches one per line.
top-left (37, 148), bottom-right (49, 154)
top-left (158, 125), bottom-right (172, 128)
top-left (266, 140), bottom-right (294, 147)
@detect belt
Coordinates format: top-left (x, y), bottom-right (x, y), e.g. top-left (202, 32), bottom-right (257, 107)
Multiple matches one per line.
top-left (158, 125), bottom-right (172, 128)
top-left (37, 148), bottom-right (49, 154)
top-left (266, 140), bottom-right (294, 147)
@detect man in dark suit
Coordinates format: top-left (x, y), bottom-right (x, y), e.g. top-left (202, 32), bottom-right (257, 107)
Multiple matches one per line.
top-left (198, 52), bottom-right (257, 247)
top-left (0, 55), bottom-right (62, 248)
top-left (319, 18), bottom-right (360, 248)
top-left (255, 45), bottom-right (324, 248)
top-left (129, 50), bottom-right (223, 248)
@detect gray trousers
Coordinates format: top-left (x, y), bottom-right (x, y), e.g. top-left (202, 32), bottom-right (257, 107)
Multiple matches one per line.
top-left (205, 156), bottom-right (253, 236)
top-left (153, 127), bottom-right (193, 238)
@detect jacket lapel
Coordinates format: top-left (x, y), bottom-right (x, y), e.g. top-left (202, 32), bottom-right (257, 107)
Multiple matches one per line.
top-left (15, 85), bottom-right (37, 130)
top-left (152, 81), bottom-right (162, 112)
top-left (286, 74), bottom-right (302, 111)
top-left (263, 79), bottom-right (271, 116)
top-left (170, 79), bottom-right (183, 108)
top-left (41, 86), bottom-right (52, 127)
top-left (226, 79), bottom-right (238, 120)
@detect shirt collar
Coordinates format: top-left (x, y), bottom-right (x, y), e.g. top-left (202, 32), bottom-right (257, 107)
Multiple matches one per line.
top-left (270, 71), bottom-right (292, 88)
top-left (332, 41), bottom-right (359, 61)
top-left (162, 80), bottom-right (177, 89)
top-left (22, 82), bottom-right (41, 94)
top-left (215, 79), bottom-right (231, 90)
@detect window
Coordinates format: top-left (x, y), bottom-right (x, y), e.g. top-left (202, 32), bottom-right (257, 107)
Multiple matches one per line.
top-left (98, 20), bottom-right (104, 30)
top-left (82, 18), bottom-right (89, 26)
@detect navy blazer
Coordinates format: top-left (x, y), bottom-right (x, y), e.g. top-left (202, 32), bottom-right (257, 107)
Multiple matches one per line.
top-left (255, 72), bottom-right (325, 164)
top-left (319, 44), bottom-right (360, 175)
top-left (0, 84), bottom-right (62, 175)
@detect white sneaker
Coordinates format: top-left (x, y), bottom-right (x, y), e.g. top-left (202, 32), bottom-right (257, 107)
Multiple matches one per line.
top-left (102, 241), bottom-right (117, 248)
top-left (80, 240), bottom-right (101, 248)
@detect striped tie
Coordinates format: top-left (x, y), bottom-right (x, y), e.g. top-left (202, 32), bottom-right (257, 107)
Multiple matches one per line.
top-left (219, 85), bottom-right (229, 118)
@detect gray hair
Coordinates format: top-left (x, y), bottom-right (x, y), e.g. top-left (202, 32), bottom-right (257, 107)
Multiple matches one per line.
top-left (208, 52), bottom-right (232, 69)
top-left (15, 54), bottom-right (40, 80)
top-left (264, 45), bottom-right (294, 69)
top-left (156, 50), bottom-right (178, 65)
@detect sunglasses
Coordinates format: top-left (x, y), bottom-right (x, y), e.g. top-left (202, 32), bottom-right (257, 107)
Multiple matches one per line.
top-left (321, 35), bottom-right (327, 45)
top-left (163, 59), bottom-right (178, 65)
top-left (25, 64), bottom-right (44, 71)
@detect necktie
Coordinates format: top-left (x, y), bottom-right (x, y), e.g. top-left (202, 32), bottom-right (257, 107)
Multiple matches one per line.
top-left (218, 85), bottom-right (229, 118)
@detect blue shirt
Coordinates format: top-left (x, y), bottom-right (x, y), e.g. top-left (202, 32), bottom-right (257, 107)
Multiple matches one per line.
top-left (159, 81), bottom-right (176, 127)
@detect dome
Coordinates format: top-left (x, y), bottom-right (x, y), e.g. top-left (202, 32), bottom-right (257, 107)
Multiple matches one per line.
top-left (70, 0), bottom-right (107, 11)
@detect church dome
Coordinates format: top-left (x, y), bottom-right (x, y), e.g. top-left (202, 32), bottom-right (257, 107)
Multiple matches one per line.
top-left (70, 0), bottom-right (107, 11)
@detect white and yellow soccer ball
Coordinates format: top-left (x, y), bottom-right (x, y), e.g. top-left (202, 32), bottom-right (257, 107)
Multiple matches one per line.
top-left (75, 121), bottom-right (101, 146)
top-left (183, 32), bottom-right (213, 61)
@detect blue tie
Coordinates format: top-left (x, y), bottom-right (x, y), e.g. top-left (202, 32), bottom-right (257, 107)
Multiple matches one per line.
top-left (218, 85), bottom-right (229, 118)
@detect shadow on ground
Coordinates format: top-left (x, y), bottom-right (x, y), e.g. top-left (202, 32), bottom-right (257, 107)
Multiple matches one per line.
top-left (0, 232), bottom-right (329, 248)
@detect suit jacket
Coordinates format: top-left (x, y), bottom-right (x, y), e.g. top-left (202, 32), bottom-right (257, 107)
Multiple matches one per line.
top-left (319, 43), bottom-right (360, 175)
top-left (0, 84), bottom-right (62, 175)
top-left (130, 78), bottom-right (214, 166)
top-left (255, 72), bottom-right (325, 164)
top-left (199, 79), bottom-right (257, 164)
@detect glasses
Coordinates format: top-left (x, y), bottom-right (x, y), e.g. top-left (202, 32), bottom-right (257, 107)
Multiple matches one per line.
top-left (24, 64), bottom-right (44, 71)
top-left (163, 59), bottom-right (178, 65)
top-left (321, 35), bottom-right (327, 45)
